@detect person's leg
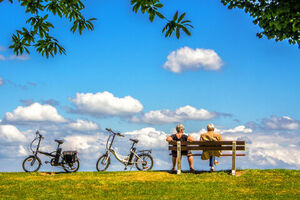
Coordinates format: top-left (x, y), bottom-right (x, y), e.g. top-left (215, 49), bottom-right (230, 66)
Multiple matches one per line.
top-left (209, 156), bottom-right (215, 172)
top-left (172, 156), bottom-right (177, 170)
top-left (187, 156), bottom-right (194, 170)
top-left (209, 156), bottom-right (213, 167)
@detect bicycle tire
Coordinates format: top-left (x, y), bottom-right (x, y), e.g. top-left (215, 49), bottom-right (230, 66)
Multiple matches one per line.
top-left (22, 156), bottom-right (42, 172)
top-left (62, 160), bottom-right (80, 173)
top-left (96, 155), bottom-right (111, 171)
top-left (135, 153), bottom-right (153, 171)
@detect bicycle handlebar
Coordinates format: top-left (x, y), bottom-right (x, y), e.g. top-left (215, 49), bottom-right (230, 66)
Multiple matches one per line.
top-left (105, 128), bottom-right (124, 137)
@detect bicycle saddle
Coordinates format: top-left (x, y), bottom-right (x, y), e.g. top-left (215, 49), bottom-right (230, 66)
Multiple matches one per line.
top-left (130, 139), bottom-right (139, 143)
top-left (54, 139), bottom-right (64, 144)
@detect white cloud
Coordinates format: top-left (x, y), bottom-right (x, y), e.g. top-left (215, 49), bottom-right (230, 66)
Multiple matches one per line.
top-left (0, 77), bottom-right (4, 86)
top-left (124, 127), bottom-right (168, 149)
top-left (4, 102), bottom-right (66, 123)
top-left (0, 125), bottom-right (26, 142)
top-left (67, 119), bottom-right (99, 131)
top-left (132, 105), bottom-right (216, 124)
top-left (262, 116), bottom-right (300, 130)
top-left (220, 130), bottom-right (300, 168)
top-left (63, 133), bottom-right (106, 160)
top-left (0, 46), bottom-right (6, 51)
top-left (187, 125), bottom-right (252, 141)
top-left (0, 54), bottom-right (5, 61)
top-left (247, 137), bottom-right (300, 167)
top-left (8, 54), bottom-right (29, 60)
top-left (220, 125), bottom-right (253, 134)
top-left (163, 47), bottom-right (223, 73)
top-left (69, 92), bottom-right (143, 117)
top-left (18, 145), bottom-right (28, 156)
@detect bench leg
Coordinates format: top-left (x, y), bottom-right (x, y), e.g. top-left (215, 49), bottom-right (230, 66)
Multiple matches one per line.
top-left (232, 141), bottom-right (236, 175)
top-left (177, 141), bottom-right (181, 174)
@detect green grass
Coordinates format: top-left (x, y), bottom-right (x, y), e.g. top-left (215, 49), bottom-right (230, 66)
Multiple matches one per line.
top-left (0, 169), bottom-right (299, 200)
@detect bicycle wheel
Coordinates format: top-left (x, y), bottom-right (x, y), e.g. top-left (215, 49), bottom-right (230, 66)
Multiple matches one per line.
top-left (22, 156), bottom-right (41, 172)
top-left (62, 160), bottom-right (80, 173)
top-left (96, 155), bottom-right (110, 171)
top-left (135, 154), bottom-right (153, 171)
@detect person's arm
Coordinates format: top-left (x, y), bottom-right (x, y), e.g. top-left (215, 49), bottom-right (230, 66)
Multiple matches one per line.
top-left (187, 135), bottom-right (194, 142)
top-left (200, 134), bottom-right (204, 141)
top-left (166, 136), bottom-right (173, 142)
top-left (218, 134), bottom-right (222, 141)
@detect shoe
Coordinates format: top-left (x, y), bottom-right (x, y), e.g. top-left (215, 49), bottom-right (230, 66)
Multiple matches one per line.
top-left (190, 168), bottom-right (195, 173)
top-left (210, 167), bottom-right (215, 172)
top-left (169, 168), bottom-right (176, 173)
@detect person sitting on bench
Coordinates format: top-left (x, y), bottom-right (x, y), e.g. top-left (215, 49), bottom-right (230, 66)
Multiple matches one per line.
top-left (200, 123), bottom-right (222, 172)
top-left (166, 124), bottom-right (195, 172)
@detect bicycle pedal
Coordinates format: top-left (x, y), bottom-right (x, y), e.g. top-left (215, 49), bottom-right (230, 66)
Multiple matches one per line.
top-left (45, 161), bottom-right (50, 164)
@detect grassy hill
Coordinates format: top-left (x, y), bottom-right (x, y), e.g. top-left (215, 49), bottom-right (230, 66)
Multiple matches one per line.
top-left (0, 169), bottom-right (299, 199)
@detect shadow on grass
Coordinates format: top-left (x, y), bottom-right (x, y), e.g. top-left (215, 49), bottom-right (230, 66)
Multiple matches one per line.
top-left (38, 171), bottom-right (70, 176)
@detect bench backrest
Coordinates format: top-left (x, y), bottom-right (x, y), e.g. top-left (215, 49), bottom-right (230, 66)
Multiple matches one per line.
top-left (168, 141), bottom-right (245, 151)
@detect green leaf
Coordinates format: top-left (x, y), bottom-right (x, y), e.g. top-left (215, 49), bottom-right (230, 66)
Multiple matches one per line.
top-left (149, 13), bottom-right (155, 22)
top-left (155, 11), bottom-right (165, 19)
top-left (178, 13), bottom-right (186, 23)
top-left (176, 27), bottom-right (180, 39)
top-left (173, 11), bottom-right (179, 21)
top-left (181, 26), bottom-right (191, 36)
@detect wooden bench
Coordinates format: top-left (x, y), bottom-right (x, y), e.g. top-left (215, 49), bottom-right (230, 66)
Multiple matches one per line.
top-left (168, 141), bottom-right (246, 175)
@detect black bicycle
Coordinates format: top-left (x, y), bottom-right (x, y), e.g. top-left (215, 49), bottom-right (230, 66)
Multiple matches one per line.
top-left (22, 130), bottom-right (80, 173)
top-left (96, 128), bottom-right (154, 171)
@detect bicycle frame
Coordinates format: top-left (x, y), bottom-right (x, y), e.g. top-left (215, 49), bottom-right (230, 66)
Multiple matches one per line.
top-left (103, 129), bottom-right (152, 168)
top-left (30, 132), bottom-right (63, 166)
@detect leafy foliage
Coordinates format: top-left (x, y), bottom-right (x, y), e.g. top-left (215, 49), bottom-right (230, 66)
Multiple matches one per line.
top-left (221, 0), bottom-right (300, 47)
top-left (131, 0), bottom-right (193, 39)
top-left (2, 0), bottom-right (96, 58)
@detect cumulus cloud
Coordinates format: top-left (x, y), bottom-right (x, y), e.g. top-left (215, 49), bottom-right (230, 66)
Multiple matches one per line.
top-left (69, 92), bottom-right (143, 117)
top-left (220, 125), bottom-right (253, 134)
top-left (261, 116), bottom-right (300, 130)
top-left (0, 125), bottom-right (26, 142)
top-left (66, 119), bottom-right (100, 131)
top-left (222, 132), bottom-right (300, 168)
top-left (63, 133), bottom-right (107, 160)
top-left (0, 77), bottom-right (4, 86)
top-left (163, 47), bottom-right (224, 73)
top-left (4, 102), bottom-right (66, 123)
top-left (124, 127), bottom-right (168, 149)
top-left (131, 105), bottom-right (217, 124)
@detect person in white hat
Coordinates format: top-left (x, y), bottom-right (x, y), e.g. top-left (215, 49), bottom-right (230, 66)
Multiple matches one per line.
top-left (200, 123), bottom-right (222, 172)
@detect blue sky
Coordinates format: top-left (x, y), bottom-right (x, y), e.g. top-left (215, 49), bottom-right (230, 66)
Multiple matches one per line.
top-left (0, 0), bottom-right (300, 172)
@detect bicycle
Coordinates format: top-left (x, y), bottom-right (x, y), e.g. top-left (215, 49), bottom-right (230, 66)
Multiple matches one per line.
top-left (22, 130), bottom-right (80, 173)
top-left (96, 128), bottom-right (154, 171)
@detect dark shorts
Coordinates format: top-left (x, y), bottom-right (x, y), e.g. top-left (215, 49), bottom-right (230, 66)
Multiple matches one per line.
top-left (171, 151), bottom-right (192, 157)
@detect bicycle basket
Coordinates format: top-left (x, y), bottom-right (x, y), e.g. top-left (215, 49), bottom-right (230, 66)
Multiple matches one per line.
top-left (63, 151), bottom-right (77, 163)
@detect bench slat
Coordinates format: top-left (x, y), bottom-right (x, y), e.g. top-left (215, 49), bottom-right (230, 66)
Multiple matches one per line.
top-left (168, 146), bottom-right (245, 151)
top-left (168, 141), bottom-right (245, 145)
